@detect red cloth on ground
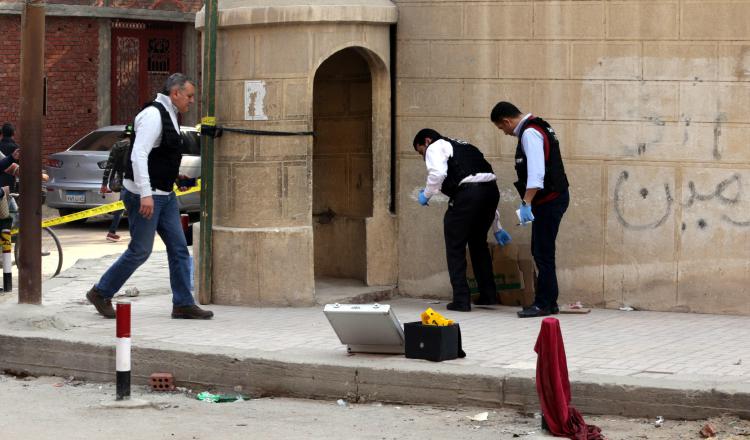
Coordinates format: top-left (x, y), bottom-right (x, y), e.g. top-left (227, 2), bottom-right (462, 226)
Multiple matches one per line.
top-left (534, 317), bottom-right (604, 440)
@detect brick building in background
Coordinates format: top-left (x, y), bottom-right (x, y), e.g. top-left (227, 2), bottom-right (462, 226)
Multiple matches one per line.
top-left (0, 0), bottom-right (202, 158)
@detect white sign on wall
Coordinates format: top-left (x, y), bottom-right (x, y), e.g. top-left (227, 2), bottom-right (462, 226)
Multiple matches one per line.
top-left (244, 80), bottom-right (269, 121)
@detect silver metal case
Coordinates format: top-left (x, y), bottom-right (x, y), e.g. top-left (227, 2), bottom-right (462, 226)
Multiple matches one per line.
top-left (323, 303), bottom-right (405, 354)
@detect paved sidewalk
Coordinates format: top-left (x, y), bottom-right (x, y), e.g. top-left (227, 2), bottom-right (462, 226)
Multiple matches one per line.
top-left (0, 252), bottom-right (749, 419)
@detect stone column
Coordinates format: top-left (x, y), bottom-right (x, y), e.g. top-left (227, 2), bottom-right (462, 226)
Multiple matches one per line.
top-left (196, 1), bottom-right (397, 306)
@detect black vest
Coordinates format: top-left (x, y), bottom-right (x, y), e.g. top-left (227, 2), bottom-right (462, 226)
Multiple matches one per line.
top-left (124, 101), bottom-right (183, 193)
top-left (514, 116), bottom-right (569, 203)
top-left (440, 138), bottom-right (494, 198)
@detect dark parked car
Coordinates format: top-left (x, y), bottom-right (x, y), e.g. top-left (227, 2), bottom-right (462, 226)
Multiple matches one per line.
top-left (45, 125), bottom-right (201, 218)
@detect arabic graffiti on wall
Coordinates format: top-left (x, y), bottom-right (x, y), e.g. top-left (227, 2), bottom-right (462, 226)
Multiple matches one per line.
top-left (613, 170), bottom-right (750, 230)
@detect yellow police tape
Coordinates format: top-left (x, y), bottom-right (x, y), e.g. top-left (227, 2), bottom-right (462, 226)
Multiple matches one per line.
top-left (1, 230), bottom-right (10, 252)
top-left (10, 179), bottom-right (201, 235)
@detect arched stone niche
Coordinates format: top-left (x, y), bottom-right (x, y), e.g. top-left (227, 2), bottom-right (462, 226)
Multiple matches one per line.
top-left (196, 1), bottom-right (397, 306)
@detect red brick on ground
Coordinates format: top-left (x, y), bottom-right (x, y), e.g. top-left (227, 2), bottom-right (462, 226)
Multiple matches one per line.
top-left (149, 372), bottom-right (175, 391)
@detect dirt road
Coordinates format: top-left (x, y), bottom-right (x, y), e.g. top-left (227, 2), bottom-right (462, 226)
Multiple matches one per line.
top-left (1, 373), bottom-right (747, 440)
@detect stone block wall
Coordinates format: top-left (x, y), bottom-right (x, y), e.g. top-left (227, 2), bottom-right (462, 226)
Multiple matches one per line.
top-left (395, 0), bottom-right (750, 315)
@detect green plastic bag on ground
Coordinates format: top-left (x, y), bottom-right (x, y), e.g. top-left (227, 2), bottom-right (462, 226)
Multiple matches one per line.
top-left (195, 391), bottom-right (248, 403)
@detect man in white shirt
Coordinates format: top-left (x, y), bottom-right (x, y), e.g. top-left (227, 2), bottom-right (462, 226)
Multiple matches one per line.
top-left (413, 128), bottom-right (511, 312)
top-left (490, 101), bottom-right (570, 318)
top-left (86, 73), bottom-right (213, 320)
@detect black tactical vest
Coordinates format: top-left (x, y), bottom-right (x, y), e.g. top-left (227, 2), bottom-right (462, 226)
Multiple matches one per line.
top-left (440, 138), bottom-right (494, 198)
top-left (124, 101), bottom-right (183, 193)
top-left (514, 116), bottom-right (569, 203)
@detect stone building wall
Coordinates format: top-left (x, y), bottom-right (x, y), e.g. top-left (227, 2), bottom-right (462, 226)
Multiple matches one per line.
top-left (394, 1), bottom-right (750, 314)
top-left (203, 5), bottom-right (397, 305)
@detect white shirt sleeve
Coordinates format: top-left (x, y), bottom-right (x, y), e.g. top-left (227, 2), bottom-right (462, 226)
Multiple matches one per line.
top-left (131, 107), bottom-right (162, 198)
top-left (521, 127), bottom-right (545, 189)
top-left (491, 209), bottom-right (503, 233)
top-left (423, 139), bottom-right (452, 198)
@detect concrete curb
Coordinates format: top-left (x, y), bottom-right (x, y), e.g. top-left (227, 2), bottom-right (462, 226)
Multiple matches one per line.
top-left (2, 334), bottom-right (749, 420)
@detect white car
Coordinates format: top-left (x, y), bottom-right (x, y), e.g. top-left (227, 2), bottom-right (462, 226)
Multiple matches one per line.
top-left (45, 125), bottom-right (201, 219)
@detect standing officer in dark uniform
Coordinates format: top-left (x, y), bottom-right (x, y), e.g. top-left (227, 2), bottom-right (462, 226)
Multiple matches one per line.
top-left (413, 128), bottom-right (511, 312)
top-left (490, 101), bottom-right (570, 318)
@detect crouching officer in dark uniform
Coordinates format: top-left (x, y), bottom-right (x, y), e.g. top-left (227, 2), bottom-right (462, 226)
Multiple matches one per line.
top-left (413, 128), bottom-right (511, 312)
top-left (490, 102), bottom-right (570, 318)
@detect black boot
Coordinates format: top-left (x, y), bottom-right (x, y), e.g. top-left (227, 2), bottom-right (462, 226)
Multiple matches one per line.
top-left (86, 286), bottom-right (115, 319)
top-left (446, 302), bottom-right (471, 312)
top-left (172, 304), bottom-right (214, 319)
top-left (517, 305), bottom-right (550, 318)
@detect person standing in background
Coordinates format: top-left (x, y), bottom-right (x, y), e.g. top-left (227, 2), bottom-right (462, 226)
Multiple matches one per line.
top-left (100, 126), bottom-right (132, 242)
top-left (0, 123), bottom-right (19, 157)
top-left (0, 123), bottom-right (19, 191)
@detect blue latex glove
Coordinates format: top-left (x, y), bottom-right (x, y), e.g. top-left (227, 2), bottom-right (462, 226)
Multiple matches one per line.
top-left (494, 229), bottom-right (512, 246)
top-left (518, 203), bottom-right (535, 224)
top-left (418, 189), bottom-right (430, 206)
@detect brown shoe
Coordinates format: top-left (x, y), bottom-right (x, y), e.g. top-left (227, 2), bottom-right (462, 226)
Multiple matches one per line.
top-left (172, 304), bottom-right (214, 320)
top-left (86, 286), bottom-right (115, 319)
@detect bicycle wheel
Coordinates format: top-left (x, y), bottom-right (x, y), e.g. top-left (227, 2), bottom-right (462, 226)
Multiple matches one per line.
top-left (13, 227), bottom-right (63, 279)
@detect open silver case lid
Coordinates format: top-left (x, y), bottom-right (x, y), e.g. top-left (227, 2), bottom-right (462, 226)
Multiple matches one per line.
top-left (323, 303), bottom-right (405, 354)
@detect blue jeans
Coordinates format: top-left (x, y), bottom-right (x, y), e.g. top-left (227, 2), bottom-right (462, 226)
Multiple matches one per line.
top-left (108, 191), bottom-right (124, 234)
top-left (96, 188), bottom-right (194, 307)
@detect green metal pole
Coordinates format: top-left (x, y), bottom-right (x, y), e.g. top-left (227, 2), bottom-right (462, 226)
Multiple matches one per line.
top-left (198, 0), bottom-right (218, 304)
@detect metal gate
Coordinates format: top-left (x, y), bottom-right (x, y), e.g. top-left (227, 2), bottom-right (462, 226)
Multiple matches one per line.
top-left (110, 21), bottom-right (182, 125)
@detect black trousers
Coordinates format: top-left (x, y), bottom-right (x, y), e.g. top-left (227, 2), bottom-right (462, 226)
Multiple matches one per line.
top-left (530, 190), bottom-right (570, 310)
top-left (443, 182), bottom-right (500, 306)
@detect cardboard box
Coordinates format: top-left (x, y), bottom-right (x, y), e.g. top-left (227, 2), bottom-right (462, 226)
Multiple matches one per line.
top-left (466, 254), bottom-right (480, 295)
top-left (498, 244), bottom-right (535, 307)
top-left (467, 242), bottom-right (524, 292)
top-left (404, 321), bottom-right (463, 362)
top-left (466, 242), bottom-right (535, 307)
top-left (491, 243), bottom-right (524, 290)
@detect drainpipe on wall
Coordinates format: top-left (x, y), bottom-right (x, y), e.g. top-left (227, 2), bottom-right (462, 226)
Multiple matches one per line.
top-left (389, 23), bottom-right (397, 214)
top-left (198, 0), bottom-right (218, 304)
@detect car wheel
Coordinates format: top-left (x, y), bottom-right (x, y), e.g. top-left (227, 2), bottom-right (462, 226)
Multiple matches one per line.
top-left (58, 209), bottom-right (88, 225)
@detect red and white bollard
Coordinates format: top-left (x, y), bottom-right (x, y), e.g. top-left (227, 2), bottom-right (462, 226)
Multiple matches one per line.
top-left (2, 229), bottom-right (11, 292)
top-left (180, 213), bottom-right (192, 246)
top-left (115, 301), bottom-right (131, 400)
